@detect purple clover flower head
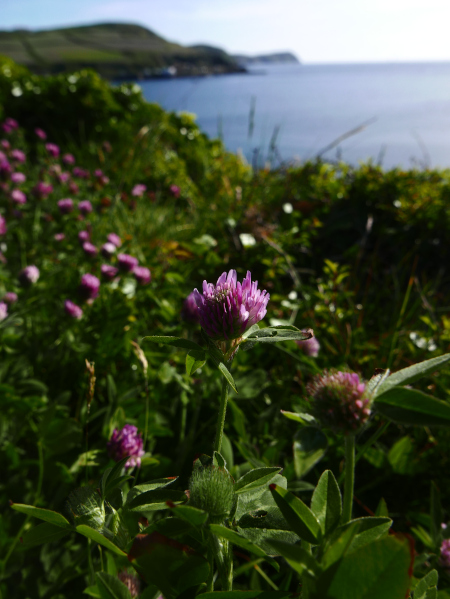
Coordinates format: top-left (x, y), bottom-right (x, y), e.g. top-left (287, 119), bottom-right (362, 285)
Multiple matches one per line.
top-left (107, 424), bottom-right (145, 469)
top-left (296, 335), bottom-right (320, 357)
top-left (181, 292), bottom-right (200, 324)
top-left (2, 118), bottom-right (19, 134)
top-left (170, 184), bottom-right (181, 198)
top-left (10, 149), bottom-right (26, 163)
top-left (117, 571), bottom-right (140, 598)
top-left (118, 253), bottom-right (138, 273)
top-left (133, 266), bottom-right (151, 285)
top-left (3, 292), bottom-right (18, 304)
top-left (79, 273), bottom-right (100, 300)
top-left (78, 200), bottom-right (93, 215)
top-left (1, 140), bottom-right (10, 150)
top-left (57, 198), bottom-right (74, 214)
top-left (83, 241), bottom-right (98, 257)
top-left (0, 301), bottom-right (8, 321)
top-left (0, 159), bottom-right (11, 176)
top-left (94, 169), bottom-right (103, 178)
top-left (107, 233), bottom-right (122, 247)
top-left (307, 370), bottom-right (370, 434)
top-left (78, 230), bottom-right (90, 244)
top-left (35, 128), bottom-right (47, 140)
top-left (45, 143), bottom-right (60, 158)
top-left (64, 299), bottom-right (83, 319)
top-left (11, 172), bottom-right (26, 184)
top-left (54, 232), bottom-right (65, 241)
top-left (441, 539), bottom-right (450, 570)
top-left (19, 265), bottom-right (40, 286)
top-left (58, 172), bottom-right (70, 184)
top-left (63, 153), bottom-right (75, 165)
top-left (101, 264), bottom-right (119, 281)
top-left (193, 270), bottom-right (270, 342)
top-left (11, 189), bottom-right (26, 204)
top-left (33, 181), bottom-right (53, 199)
top-left (0, 215), bottom-right (6, 235)
top-left (101, 242), bottom-right (116, 258)
top-left (73, 166), bottom-right (89, 179)
top-left (132, 184), bottom-right (147, 197)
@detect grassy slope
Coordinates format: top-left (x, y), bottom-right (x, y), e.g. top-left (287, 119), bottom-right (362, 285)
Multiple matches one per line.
top-left (0, 23), bottom-right (240, 77)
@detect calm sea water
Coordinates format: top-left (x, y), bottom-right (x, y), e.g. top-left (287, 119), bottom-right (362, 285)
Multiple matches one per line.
top-left (138, 63), bottom-right (450, 169)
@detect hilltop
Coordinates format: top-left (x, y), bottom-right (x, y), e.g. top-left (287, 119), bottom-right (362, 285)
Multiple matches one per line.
top-left (233, 51), bottom-right (300, 65)
top-left (0, 23), bottom-right (245, 79)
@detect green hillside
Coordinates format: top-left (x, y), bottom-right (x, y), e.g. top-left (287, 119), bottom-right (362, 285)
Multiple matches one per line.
top-left (0, 23), bottom-right (244, 79)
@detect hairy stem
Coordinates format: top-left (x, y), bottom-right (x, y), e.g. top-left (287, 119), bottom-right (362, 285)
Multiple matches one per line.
top-left (214, 376), bottom-right (229, 454)
top-left (342, 434), bottom-right (355, 524)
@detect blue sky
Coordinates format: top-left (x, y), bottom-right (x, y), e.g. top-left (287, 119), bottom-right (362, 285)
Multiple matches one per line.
top-left (3, 0), bottom-right (450, 63)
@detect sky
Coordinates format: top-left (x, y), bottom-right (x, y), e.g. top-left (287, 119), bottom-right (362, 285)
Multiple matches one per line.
top-left (2, 0), bottom-right (450, 64)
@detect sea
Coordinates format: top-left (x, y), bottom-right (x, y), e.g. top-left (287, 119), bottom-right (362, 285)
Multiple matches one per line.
top-left (137, 62), bottom-right (450, 170)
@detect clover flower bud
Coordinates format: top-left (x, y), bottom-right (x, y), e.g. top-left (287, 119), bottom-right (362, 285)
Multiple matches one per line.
top-left (57, 198), bottom-right (74, 214)
top-left (101, 264), bottom-right (119, 281)
top-left (307, 370), bottom-right (371, 434)
top-left (79, 273), bottom-right (100, 300)
top-left (189, 466), bottom-right (235, 524)
top-left (296, 335), bottom-right (320, 357)
top-left (0, 140), bottom-right (9, 150)
top-left (11, 189), bottom-right (26, 204)
top-left (33, 181), bottom-right (53, 199)
top-left (19, 265), bottom-right (40, 286)
top-left (118, 572), bottom-right (141, 597)
top-left (118, 253), bottom-right (138, 272)
top-left (193, 269), bottom-right (269, 342)
top-left (73, 166), bottom-right (89, 179)
top-left (63, 153), bottom-right (75, 165)
top-left (107, 424), bottom-right (145, 469)
top-left (78, 200), bottom-right (93, 215)
top-left (78, 230), bottom-right (90, 244)
top-left (64, 299), bottom-right (83, 319)
top-left (0, 301), bottom-right (8, 321)
top-left (2, 118), bottom-right (18, 133)
top-left (170, 184), bottom-right (180, 198)
top-left (107, 233), bottom-right (122, 247)
top-left (181, 292), bottom-right (200, 324)
top-left (133, 266), bottom-right (151, 285)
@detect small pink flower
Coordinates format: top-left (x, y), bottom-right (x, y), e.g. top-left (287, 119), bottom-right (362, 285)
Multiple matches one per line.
top-left (58, 172), bottom-right (70, 184)
top-left (18, 265), bottom-right (40, 286)
top-left (79, 273), bottom-right (100, 300)
top-left (170, 184), bottom-right (181, 198)
top-left (133, 266), bottom-right (151, 285)
top-left (10, 149), bottom-right (26, 163)
top-left (78, 200), bottom-right (93, 215)
top-left (57, 198), bottom-right (74, 214)
top-left (78, 230), bottom-right (90, 243)
top-left (46, 143), bottom-right (60, 158)
top-left (69, 182), bottom-right (79, 195)
top-left (0, 215), bottom-right (7, 235)
top-left (64, 299), bottom-right (83, 319)
top-left (107, 424), bottom-right (145, 469)
top-left (107, 233), bottom-right (122, 247)
top-left (33, 182), bottom-right (53, 199)
top-left (3, 292), bottom-right (18, 304)
top-left (11, 189), bottom-right (26, 204)
top-left (101, 264), bottom-right (119, 281)
top-left (118, 253), bottom-right (138, 273)
top-left (1, 140), bottom-right (10, 149)
top-left (73, 167), bottom-right (89, 179)
top-left (101, 242), bottom-right (116, 258)
top-left (10, 172), bottom-right (26, 184)
top-left (35, 128), bottom-right (47, 140)
top-left (0, 301), bottom-right (7, 321)
top-left (296, 336), bottom-right (320, 357)
top-left (132, 184), bottom-right (147, 197)
top-left (54, 233), bottom-right (65, 241)
top-left (83, 241), bottom-right (98, 257)
top-left (62, 153), bottom-right (75, 165)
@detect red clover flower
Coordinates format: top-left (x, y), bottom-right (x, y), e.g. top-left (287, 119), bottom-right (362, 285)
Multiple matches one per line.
top-left (132, 184), bottom-right (147, 197)
top-left (307, 370), bottom-right (371, 434)
top-left (78, 200), bottom-right (93, 215)
top-left (0, 215), bottom-right (6, 235)
top-left (133, 266), bottom-right (151, 285)
top-left (10, 149), bottom-right (25, 163)
top-left (181, 291), bottom-right (200, 324)
top-left (0, 301), bottom-right (8, 321)
top-left (441, 539), bottom-right (450, 570)
top-left (79, 273), bottom-right (100, 300)
top-left (193, 269), bottom-right (270, 342)
top-left (82, 242), bottom-right (98, 257)
top-left (45, 143), bottom-right (60, 158)
top-left (296, 336), bottom-right (320, 357)
top-left (118, 253), bottom-right (138, 273)
top-left (101, 242), bottom-right (116, 258)
top-left (107, 233), bottom-right (122, 247)
top-left (57, 198), bottom-right (74, 214)
top-left (101, 264), bottom-right (119, 281)
top-left (64, 299), bottom-right (83, 319)
top-left (35, 128), bottom-right (47, 140)
top-left (11, 189), bottom-right (26, 204)
top-left (3, 292), bottom-right (18, 304)
top-left (107, 425), bottom-right (145, 469)
top-left (18, 265), bottom-right (40, 286)
top-left (11, 172), bottom-right (26, 184)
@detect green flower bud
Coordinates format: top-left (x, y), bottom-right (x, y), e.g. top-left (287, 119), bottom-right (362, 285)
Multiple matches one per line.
top-left (188, 466), bottom-right (235, 524)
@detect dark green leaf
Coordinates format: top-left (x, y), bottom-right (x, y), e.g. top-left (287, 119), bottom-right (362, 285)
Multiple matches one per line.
top-left (374, 387), bottom-right (450, 426)
top-left (321, 522), bottom-right (360, 569)
top-left (128, 532), bottom-right (209, 599)
top-left (366, 369), bottom-right (390, 396)
top-left (375, 498), bottom-right (389, 518)
top-left (269, 484), bottom-right (321, 544)
top-left (186, 349), bottom-right (206, 376)
top-left (143, 336), bottom-right (203, 351)
top-left (293, 427), bottom-right (328, 478)
top-left (234, 467), bottom-right (282, 494)
top-left (76, 525), bottom-right (127, 556)
top-left (431, 482), bottom-right (443, 548)
top-left (311, 470), bottom-right (342, 536)
top-left (10, 503), bottom-right (72, 529)
top-left (280, 410), bottom-right (317, 425)
top-left (210, 524), bottom-right (279, 571)
top-left (376, 353), bottom-right (450, 397)
top-left (95, 572), bottom-right (132, 599)
top-left (20, 522), bottom-right (71, 547)
top-left (267, 538), bottom-right (317, 576)
top-left (248, 328), bottom-right (313, 343)
top-left (167, 504), bottom-right (209, 527)
top-left (414, 569), bottom-right (438, 599)
top-left (218, 361), bottom-right (238, 393)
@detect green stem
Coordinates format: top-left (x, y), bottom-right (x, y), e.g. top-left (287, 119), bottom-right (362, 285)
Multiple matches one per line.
top-left (206, 545), bottom-right (215, 592)
top-left (213, 376), bottom-right (229, 454)
top-left (342, 435), bottom-right (355, 524)
top-left (223, 539), bottom-right (233, 591)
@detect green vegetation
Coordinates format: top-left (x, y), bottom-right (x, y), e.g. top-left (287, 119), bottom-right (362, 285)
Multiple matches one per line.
top-left (0, 23), bottom-right (243, 79)
top-left (1, 58), bottom-right (450, 597)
